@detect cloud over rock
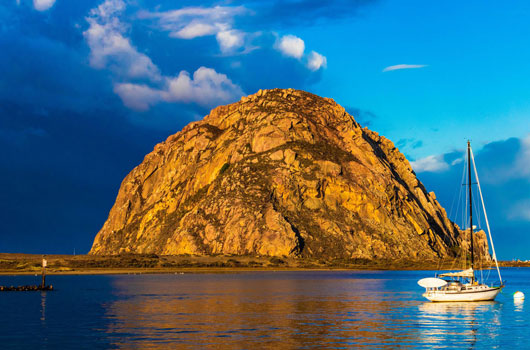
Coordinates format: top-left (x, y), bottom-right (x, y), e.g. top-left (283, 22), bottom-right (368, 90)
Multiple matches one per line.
top-left (276, 34), bottom-right (305, 58)
top-left (411, 154), bottom-right (449, 173)
top-left (85, 0), bottom-right (244, 111)
top-left (307, 51), bottom-right (327, 71)
top-left (114, 67), bottom-right (244, 111)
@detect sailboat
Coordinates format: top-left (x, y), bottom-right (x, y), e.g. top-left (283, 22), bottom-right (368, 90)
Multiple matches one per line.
top-left (418, 141), bottom-right (504, 302)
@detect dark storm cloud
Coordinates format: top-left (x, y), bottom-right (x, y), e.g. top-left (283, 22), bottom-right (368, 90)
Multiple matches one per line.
top-left (0, 0), bottom-right (113, 112)
top-left (0, 101), bottom-right (180, 254)
top-left (0, 0), bottom-right (379, 253)
top-left (0, 0), bottom-right (212, 253)
top-left (416, 137), bottom-right (530, 259)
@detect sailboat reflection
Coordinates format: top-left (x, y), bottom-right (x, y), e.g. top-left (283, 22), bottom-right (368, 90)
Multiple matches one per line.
top-left (417, 301), bottom-right (501, 349)
top-left (419, 300), bottom-right (498, 314)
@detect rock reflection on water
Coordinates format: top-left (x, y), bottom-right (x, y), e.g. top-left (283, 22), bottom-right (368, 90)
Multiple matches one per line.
top-left (4, 270), bottom-right (529, 349)
top-left (100, 272), bottom-right (520, 349)
top-left (103, 272), bottom-right (423, 349)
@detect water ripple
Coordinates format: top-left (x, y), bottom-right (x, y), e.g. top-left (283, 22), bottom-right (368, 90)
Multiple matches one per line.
top-left (0, 269), bottom-right (528, 349)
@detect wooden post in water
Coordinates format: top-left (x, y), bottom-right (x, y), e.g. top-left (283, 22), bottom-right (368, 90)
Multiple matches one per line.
top-left (41, 255), bottom-right (47, 288)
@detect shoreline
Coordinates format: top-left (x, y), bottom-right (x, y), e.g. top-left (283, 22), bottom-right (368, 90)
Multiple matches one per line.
top-left (1, 253), bottom-right (528, 276)
top-left (0, 266), bottom-right (394, 276)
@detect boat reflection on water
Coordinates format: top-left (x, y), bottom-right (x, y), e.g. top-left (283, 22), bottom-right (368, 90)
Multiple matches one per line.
top-left (417, 301), bottom-right (501, 348)
top-left (97, 272), bottom-right (524, 349)
top-left (2, 271), bottom-right (528, 349)
top-left (419, 300), bottom-right (499, 314)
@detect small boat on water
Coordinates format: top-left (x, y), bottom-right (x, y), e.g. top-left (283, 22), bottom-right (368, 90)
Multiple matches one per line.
top-left (418, 141), bottom-right (504, 302)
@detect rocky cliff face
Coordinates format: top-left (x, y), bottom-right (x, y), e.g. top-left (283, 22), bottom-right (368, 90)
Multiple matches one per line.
top-left (90, 89), bottom-right (471, 260)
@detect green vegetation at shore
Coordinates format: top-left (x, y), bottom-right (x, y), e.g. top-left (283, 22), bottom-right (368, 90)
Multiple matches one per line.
top-left (1, 253), bottom-right (527, 275)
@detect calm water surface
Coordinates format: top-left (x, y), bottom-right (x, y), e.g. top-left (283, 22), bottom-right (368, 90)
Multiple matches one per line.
top-left (1, 269), bottom-right (528, 349)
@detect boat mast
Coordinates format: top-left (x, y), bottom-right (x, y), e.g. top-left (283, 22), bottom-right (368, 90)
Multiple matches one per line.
top-left (469, 146), bottom-right (503, 284)
top-left (467, 140), bottom-right (475, 284)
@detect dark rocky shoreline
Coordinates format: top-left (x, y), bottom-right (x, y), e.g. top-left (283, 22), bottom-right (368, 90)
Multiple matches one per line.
top-left (1, 253), bottom-right (526, 275)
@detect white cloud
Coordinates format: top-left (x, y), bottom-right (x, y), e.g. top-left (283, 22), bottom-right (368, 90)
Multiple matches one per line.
top-left (451, 157), bottom-right (464, 166)
top-left (84, 0), bottom-right (160, 81)
top-left (276, 35), bottom-right (305, 59)
top-left (142, 6), bottom-right (246, 40)
top-left (113, 83), bottom-right (161, 111)
top-left (85, 0), bottom-right (244, 112)
top-left (411, 155), bottom-right (449, 173)
top-left (141, 5), bottom-right (326, 69)
top-left (216, 30), bottom-right (245, 53)
top-left (84, 1), bottom-right (325, 111)
top-left (140, 6), bottom-right (250, 54)
top-left (33, 0), bottom-right (56, 11)
top-left (114, 67), bottom-right (244, 111)
top-left (382, 64), bottom-right (427, 72)
top-left (173, 21), bottom-right (218, 39)
top-left (306, 51), bottom-right (327, 71)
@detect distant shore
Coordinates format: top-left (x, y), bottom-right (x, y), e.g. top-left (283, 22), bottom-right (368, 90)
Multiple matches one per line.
top-left (0, 253), bottom-right (528, 275)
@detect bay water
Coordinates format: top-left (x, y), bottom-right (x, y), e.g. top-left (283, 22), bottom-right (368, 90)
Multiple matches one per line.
top-left (1, 268), bottom-right (528, 349)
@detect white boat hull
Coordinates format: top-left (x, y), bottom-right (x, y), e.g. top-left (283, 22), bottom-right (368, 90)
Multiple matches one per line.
top-left (423, 286), bottom-right (503, 302)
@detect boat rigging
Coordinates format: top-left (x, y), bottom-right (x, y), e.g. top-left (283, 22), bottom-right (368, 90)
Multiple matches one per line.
top-left (418, 141), bottom-right (504, 302)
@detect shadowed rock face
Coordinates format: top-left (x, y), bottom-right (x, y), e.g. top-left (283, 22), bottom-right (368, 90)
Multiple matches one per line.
top-left (90, 89), bottom-right (472, 260)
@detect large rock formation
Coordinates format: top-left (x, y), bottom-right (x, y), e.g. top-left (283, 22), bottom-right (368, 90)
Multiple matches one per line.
top-left (90, 89), bottom-right (470, 260)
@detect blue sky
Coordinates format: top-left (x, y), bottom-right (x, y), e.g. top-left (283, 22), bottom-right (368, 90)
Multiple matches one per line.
top-left (1, 0), bottom-right (529, 258)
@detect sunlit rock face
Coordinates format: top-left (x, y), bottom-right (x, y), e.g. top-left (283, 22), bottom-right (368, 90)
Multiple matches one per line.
top-left (90, 89), bottom-right (471, 260)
